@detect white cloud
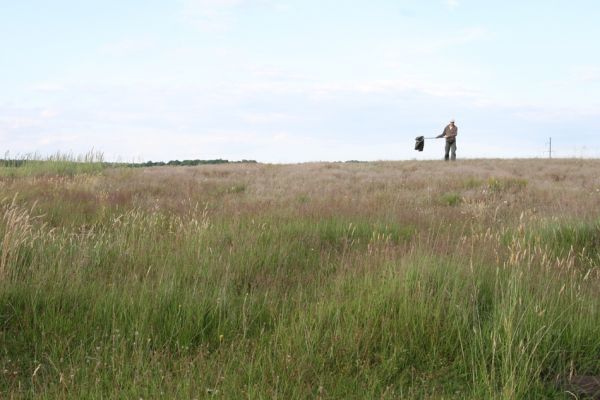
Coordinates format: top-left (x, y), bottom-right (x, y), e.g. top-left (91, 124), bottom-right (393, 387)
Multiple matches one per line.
top-left (513, 106), bottom-right (600, 122)
top-left (380, 26), bottom-right (488, 61)
top-left (40, 109), bottom-right (59, 119)
top-left (180, 0), bottom-right (245, 31)
top-left (0, 117), bottom-right (41, 130)
top-left (248, 64), bottom-right (310, 82)
top-left (3, 74), bottom-right (600, 163)
top-left (241, 112), bottom-right (295, 124)
top-left (37, 134), bottom-right (80, 146)
top-left (98, 38), bottom-right (155, 56)
top-left (180, 0), bottom-right (285, 31)
top-left (445, 0), bottom-right (460, 9)
top-left (228, 78), bottom-right (481, 103)
top-left (350, 79), bottom-right (481, 99)
top-left (572, 66), bottom-right (600, 82)
top-left (30, 83), bottom-right (65, 93)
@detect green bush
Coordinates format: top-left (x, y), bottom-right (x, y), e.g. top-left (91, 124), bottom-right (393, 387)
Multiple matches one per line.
top-left (487, 177), bottom-right (528, 193)
top-left (440, 192), bottom-right (462, 206)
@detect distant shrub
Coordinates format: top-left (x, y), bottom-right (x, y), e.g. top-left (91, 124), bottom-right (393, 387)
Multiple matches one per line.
top-left (297, 194), bottom-right (310, 204)
top-left (487, 177), bottom-right (528, 193)
top-left (488, 177), bottom-right (527, 193)
top-left (227, 184), bottom-right (247, 194)
top-left (463, 177), bottom-right (483, 189)
top-left (440, 192), bottom-right (462, 206)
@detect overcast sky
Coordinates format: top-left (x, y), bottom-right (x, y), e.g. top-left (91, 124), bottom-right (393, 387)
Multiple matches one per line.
top-left (2, 0), bottom-right (600, 162)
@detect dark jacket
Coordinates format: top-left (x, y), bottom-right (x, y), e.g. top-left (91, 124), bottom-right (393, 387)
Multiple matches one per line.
top-left (437, 124), bottom-right (458, 142)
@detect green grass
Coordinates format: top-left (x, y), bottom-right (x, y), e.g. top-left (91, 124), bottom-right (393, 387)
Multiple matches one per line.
top-left (0, 159), bottom-right (599, 398)
top-left (487, 177), bottom-right (528, 194)
top-left (439, 192), bottom-right (462, 206)
top-left (0, 151), bottom-right (105, 178)
top-left (501, 220), bottom-right (600, 266)
top-left (538, 221), bottom-right (600, 260)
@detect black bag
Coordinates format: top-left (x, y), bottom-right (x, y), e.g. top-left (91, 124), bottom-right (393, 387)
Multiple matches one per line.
top-left (415, 136), bottom-right (425, 152)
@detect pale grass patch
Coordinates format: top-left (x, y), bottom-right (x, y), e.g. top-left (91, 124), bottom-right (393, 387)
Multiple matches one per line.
top-left (0, 196), bottom-right (44, 279)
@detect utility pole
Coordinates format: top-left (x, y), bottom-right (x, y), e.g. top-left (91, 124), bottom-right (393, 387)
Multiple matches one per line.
top-left (548, 137), bottom-right (552, 159)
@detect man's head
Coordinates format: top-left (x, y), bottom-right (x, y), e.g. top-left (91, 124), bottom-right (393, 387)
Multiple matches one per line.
top-left (450, 119), bottom-right (455, 125)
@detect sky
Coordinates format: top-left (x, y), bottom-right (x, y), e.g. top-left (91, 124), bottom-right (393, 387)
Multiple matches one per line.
top-left (2, 0), bottom-right (600, 162)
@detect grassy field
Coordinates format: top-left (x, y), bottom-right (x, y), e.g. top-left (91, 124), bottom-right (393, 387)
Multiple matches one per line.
top-left (0, 158), bottom-right (599, 399)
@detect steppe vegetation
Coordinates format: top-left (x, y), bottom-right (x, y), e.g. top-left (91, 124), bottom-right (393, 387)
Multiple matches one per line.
top-left (1, 157), bottom-right (599, 399)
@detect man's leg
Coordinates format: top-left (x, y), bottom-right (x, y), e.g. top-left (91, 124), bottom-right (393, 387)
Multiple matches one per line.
top-left (444, 141), bottom-right (450, 161)
top-left (451, 141), bottom-right (457, 161)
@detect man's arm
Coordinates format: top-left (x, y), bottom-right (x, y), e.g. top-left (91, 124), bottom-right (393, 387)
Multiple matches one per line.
top-left (437, 126), bottom-right (448, 138)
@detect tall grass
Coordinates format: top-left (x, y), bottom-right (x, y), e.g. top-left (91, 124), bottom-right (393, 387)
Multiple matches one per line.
top-left (0, 159), bottom-right (599, 398)
top-left (0, 151), bottom-right (105, 178)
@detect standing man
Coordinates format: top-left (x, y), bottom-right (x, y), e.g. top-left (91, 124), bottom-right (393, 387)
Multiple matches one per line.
top-left (437, 119), bottom-right (458, 161)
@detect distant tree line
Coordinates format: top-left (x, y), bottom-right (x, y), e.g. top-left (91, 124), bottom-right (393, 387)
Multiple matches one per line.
top-left (0, 158), bottom-right (258, 169)
top-left (121, 159), bottom-right (258, 168)
top-left (0, 159), bottom-right (28, 167)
